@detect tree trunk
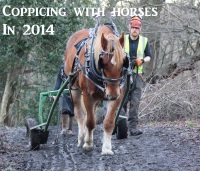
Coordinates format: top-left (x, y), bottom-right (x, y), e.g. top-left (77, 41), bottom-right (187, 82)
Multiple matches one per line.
top-left (140, 0), bottom-right (165, 78)
top-left (0, 72), bottom-right (12, 126)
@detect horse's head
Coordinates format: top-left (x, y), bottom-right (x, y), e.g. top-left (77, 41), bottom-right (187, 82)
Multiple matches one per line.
top-left (96, 32), bottom-right (129, 100)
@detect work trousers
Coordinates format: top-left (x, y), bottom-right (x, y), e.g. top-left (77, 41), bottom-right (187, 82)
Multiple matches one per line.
top-left (59, 93), bottom-right (74, 117)
top-left (125, 74), bottom-right (143, 129)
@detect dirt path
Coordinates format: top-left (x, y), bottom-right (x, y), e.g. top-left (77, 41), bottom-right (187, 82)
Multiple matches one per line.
top-left (1, 120), bottom-right (200, 171)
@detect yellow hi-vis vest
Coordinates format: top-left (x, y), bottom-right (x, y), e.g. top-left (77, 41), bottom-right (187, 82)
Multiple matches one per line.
top-left (124, 34), bottom-right (148, 74)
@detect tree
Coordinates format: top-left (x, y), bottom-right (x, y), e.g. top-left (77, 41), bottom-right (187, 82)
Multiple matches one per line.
top-left (151, 0), bottom-right (200, 79)
top-left (0, 0), bottom-right (92, 125)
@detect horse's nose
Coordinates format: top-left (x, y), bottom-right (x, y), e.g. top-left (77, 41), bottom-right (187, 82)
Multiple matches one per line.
top-left (106, 94), bottom-right (120, 100)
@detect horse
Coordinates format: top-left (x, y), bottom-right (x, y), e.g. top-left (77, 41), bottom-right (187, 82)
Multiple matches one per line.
top-left (64, 24), bottom-right (128, 155)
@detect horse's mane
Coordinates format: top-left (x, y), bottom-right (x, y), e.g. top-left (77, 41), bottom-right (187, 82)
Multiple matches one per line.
top-left (94, 25), bottom-right (124, 70)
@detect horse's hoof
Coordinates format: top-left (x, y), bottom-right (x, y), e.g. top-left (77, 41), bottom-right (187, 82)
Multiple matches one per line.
top-left (77, 142), bottom-right (82, 147)
top-left (83, 143), bottom-right (93, 151)
top-left (101, 150), bottom-right (114, 155)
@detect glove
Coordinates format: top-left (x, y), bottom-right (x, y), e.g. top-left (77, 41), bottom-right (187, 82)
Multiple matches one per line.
top-left (134, 58), bottom-right (144, 66)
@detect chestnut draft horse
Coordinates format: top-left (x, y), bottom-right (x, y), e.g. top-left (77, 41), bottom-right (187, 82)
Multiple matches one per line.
top-left (64, 25), bottom-right (128, 155)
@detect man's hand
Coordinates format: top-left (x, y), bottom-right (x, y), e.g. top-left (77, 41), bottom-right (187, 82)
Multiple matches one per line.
top-left (52, 96), bottom-right (56, 100)
top-left (134, 58), bottom-right (144, 66)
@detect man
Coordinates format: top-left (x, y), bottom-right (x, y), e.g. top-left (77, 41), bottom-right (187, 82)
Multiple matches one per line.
top-left (53, 65), bottom-right (74, 135)
top-left (124, 16), bottom-right (152, 136)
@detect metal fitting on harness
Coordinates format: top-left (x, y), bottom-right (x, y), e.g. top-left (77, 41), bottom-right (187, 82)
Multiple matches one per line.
top-left (84, 59), bottom-right (90, 68)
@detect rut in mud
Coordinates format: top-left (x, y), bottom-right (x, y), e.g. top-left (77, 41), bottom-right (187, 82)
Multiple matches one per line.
top-left (1, 121), bottom-right (200, 171)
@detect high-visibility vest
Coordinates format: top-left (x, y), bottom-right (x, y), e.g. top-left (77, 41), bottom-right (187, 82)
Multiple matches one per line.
top-left (124, 34), bottom-right (148, 74)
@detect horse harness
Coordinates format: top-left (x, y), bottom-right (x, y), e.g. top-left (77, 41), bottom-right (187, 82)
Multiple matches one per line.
top-left (71, 24), bottom-right (129, 95)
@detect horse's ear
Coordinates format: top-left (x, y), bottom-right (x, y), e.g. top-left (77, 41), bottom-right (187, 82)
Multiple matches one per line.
top-left (101, 33), bottom-right (108, 50)
top-left (119, 32), bottom-right (124, 48)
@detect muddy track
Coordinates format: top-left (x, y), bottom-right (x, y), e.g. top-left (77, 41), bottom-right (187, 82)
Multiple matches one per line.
top-left (1, 121), bottom-right (200, 171)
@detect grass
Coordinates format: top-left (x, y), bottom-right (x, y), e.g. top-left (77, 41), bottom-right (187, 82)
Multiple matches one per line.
top-left (186, 121), bottom-right (198, 127)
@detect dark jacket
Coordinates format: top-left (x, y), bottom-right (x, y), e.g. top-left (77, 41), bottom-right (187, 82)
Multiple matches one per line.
top-left (54, 65), bottom-right (68, 90)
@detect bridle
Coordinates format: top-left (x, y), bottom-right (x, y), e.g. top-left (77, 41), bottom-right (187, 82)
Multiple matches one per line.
top-left (98, 38), bottom-right (127, 90)
top-left (72, 26), bottom-right (129, 94)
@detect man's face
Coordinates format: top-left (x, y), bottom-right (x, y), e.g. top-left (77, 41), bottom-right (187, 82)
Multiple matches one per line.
top-left (129, 27), bottom-right (140, 37)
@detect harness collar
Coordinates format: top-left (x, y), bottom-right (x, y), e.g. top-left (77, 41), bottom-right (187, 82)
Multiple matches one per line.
top-left (73, 24), bottom-right (128, 94)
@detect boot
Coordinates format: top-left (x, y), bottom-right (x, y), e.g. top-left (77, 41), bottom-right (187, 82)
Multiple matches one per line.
top-left (128, 119), bottom-right (142, 136)
top-left (129, 128), bottom-right (143, 136)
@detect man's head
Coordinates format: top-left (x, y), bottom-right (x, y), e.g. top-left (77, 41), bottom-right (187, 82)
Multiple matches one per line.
top-left (129, 16), bottom-right (142, 38)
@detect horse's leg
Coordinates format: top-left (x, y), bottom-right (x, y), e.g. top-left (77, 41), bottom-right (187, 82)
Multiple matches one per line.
top-left (82, 94), bottom-right (98, 151)
top-left (102, 100), bottom-right (120, 155)
top-left (71, 89), bottom-right (86, 147)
